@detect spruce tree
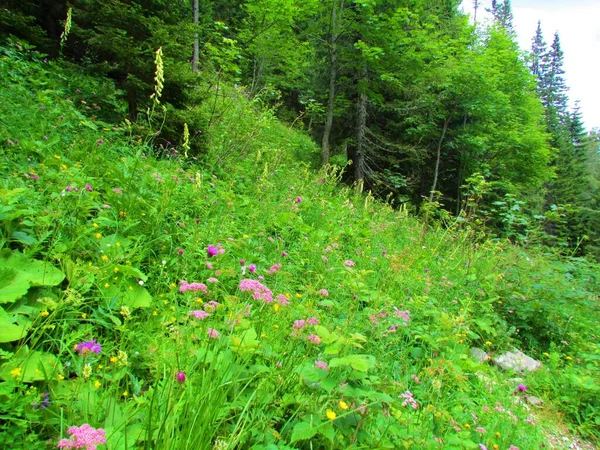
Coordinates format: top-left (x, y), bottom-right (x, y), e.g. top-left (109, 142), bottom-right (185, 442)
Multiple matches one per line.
top-left (530, 21), bottom-right (547, 91)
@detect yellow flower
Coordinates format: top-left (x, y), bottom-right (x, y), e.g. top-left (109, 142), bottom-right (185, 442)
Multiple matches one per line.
top-left (104, 283), bottom-right (110, 288)
top-left (326, 410), bottom-right (337, 420)
top-left (339, 400), bottom-right (349, 410)
top-left (273, 324), bottom-right (279, 329)
top-left (93, 380), bottom-right (101, 388)
top-left (115, 242), bottom-right (121, 247)
top-left (495, 432), bottom-right (501, 438)
top-left (295, 293), bottom-right (302, 298)
top-left (10, 367), bottom-right (22, 378)
top-left (101, 255), bottom-right (109, 262)
top-left (169, 282), bottom-right (176, 289)
top-left (110, 357), bottom-right (118, 364)
top-left (565, 355), bottom-right (573, 360)
top-left (493, 445), bottom-right (499, 450)
top-left (464, 423), bottom-right (471, 429)
top-left (58, 374), bottom-right (65, 381)
top-left (113, 267), bottom-right (119, 273)
top-left (152, 311), bottom-right (158, 316)
top-left (485, 341), bottom-right (492, 346)
top-left (95, 233), bottom-right (102, 239)
top-left (41, 310), bottom-right (49, 317)
top-left (273, 303), bottom-right (280, 312)
top-left (81, 313), bottom-right (87, 319)
top-left (122, 391), bottom-right (128, 397)
top-left (93, 223), bottom-right (98, 228)
top-left (53, 155), bottom-right (61, 159)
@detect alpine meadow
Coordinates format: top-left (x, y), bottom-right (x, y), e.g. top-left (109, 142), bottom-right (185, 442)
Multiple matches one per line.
top-left (0, 1), bottom-right (599, 449)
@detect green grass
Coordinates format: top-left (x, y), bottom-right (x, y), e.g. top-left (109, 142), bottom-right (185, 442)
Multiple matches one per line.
top-left (0, 38), bottom-right (598, 449)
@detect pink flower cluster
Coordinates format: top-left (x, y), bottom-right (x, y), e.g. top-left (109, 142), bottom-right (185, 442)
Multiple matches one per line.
top-left (314, 360), bottom-right (329, 371)
top-left (269, 264), bottom-right (282, 274)
top-left (179, 280), bottom-right (208, 294)
top-left (189, 310), bottom-right (210, 320)
top-left (57, 424), bottom-right (106, 450)
top-left (393, 307), bottom-right (411, 325)
top-left (239, 279), bottom-right (274, 303)
top-left (276, 294), bottom-right (290, 306)
top-left (400, 390), bottom-right (418, 410)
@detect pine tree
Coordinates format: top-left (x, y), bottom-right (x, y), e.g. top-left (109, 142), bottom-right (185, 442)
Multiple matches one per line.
top-left (488, 0), bottom-right (514, 33)
top-left (543, 32), bottom-right (569, 125)
top-left (529, 21), bottom-right (547, 91)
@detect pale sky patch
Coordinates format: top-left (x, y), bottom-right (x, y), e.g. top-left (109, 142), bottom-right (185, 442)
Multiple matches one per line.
top-left (461, 0), bottom-right (600, 130)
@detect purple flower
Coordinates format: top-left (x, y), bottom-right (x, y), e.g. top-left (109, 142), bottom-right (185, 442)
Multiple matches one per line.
top-left (240, 259), bottom-right (245, 266)
top-left (178, 249), bottom-right (184, 256)
top-left (207, 245), bottom-right (218, 257)
top-left (269, 264), bottom-right (282, 274)
top-left (281, 251), bottom-right (288, 257)
top-left (176, 371), bottom-right (186, 383)
top-left (343, 260), bottom-right (355, 268)
top-left (318, 289), bottom-right (329, 296)
top-left (96, 138), bottom-right (103, 146)
top-left (33, 392), bottom-right (51, 410)
top-left (293, 320), bottom-right (306, 330)
top-left (295, 196), bottom-right (302, 203)
top-left (248, 264), bottom-right (256, 274)
top-left (75, 340), bottom-right (102, 355)
top-left (85, 184), bottom-right (93, 192)
top-left (239, 279), bottom-right (273, 303)
top-left (179, 281), bottom-right (208, 294)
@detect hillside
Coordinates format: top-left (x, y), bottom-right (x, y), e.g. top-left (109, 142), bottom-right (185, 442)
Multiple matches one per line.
top-left (0, 39), bottom-right (599, 450)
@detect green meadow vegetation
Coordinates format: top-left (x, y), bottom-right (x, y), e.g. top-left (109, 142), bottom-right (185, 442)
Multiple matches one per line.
top-left (0, 38), bottom-right (598, 449)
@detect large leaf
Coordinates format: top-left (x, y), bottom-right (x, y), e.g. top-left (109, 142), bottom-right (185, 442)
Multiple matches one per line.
top-left (0, 307), bottom-right (32, 343)
top-left (329, 354), bottom-right (376, 372)
top-left (0, 250), bottom-right (65, 287)
top-left (0, 267), bottom-right (30, 304)
top-left (230, 328), bottom-right (260, 355)
top-left (290, 421), bottom-right (319, 443)
top-left (0, 349), bottom-right (61, 382)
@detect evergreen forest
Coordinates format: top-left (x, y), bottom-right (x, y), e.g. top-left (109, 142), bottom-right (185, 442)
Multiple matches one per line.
top-left (0, 0), bottom-right (598, 449)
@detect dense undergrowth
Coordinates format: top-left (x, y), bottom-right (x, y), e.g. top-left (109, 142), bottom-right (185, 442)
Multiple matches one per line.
top-left (0, 40), bottom-right (598, 449)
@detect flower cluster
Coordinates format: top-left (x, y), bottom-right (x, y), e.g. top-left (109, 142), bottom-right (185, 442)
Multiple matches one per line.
top-left (400, 390), bottom-right (419, 410)
top-left (239, 279), bottom-right (273, 303)
top-left (75, 340), bottom-right (101, 355)
top-left (57, 424), bottom-right (106, 450)
top-left (179, 280), bottom-right (208, 294)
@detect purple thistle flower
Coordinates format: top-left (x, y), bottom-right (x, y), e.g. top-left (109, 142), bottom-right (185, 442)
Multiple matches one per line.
top-left (84, 184), bottom-right (93, 192)
top-left (248, 264), bottom-right (256, 274)
top-left (75, 340), bottom-right (102, 355)
top-left (207, 245), bottom-right (218, 257)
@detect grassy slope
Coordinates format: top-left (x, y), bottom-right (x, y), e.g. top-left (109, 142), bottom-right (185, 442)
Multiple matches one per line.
top-left (0, 39), bottom-right (598, 449)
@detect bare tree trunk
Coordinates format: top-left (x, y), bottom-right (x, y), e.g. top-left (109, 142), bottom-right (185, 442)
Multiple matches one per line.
top-left (321, 0), bottom-right (344, 166)
top-left (429, 118), bottom-right (449, 202)
top-left (355, 63), bottom-right (368, 182)
top-left (473, 0), bottom-right (480, 24)
top-left (192, 0), bottom-right (199, 73)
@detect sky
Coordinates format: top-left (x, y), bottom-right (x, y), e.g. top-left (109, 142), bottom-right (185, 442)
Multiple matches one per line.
top-left (460, 0), bottom-right (600, 130)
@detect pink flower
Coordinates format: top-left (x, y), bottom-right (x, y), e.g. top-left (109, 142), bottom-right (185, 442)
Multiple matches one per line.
top-left (276, 294), bottom-right (290, 306)
top-left (393, 307), bottom-right (411, 324)
top-left (315, 361), bottom-right (329, 371)
top-left (84, 184), bottom-right (93, 192)
top-left (248, 264), bottom-right (256, 274)
top-left (318, 289), bottom-right (329, 296)
top-left (269, 264), bottom-right (282, 274)
top-left (343, 260), bottom-right (355, 267)
top-left (307, 317), bottom-right (319, 326)
top-left (57, 423), bottom-right (106, 449)
top-left (293, 320), bottom-right (306, 330)
top-left (204, 301), bottom-right (220, 312)
top-left (178, 249), bottom-right (184, 256)
top-left (307, 334), bottom-right (321, 345)
top-left (508, 447), bottom-right (520, 450)
top-left (189, 310), bottom-right (210, 320)
top-left (179, 281), bottom-right (208, 294)
top-left (325, 246), bottom-right (332, 252)
top-left (206, 262), bottom-right (214, 269)
top-left (207, 277), bottom-right (218, 283)
top-left (411, 374), bottom-right (420, 384)
top-left (295, 196), bottom-right (302, 203)
top-left (239, 279), bottom-right (273, 303)
top-left (176, 371), bottom-right (186, 383)
top-left (475, 427), bottom-right (487, 434)
top-left (207, 328), bottom-right (220, 339)
top-left (207, 245), bottom-right (218, 257)
top-left (281, 251), bottom-right (288, 257)
top-left (112, 188), bottom-right (122, 194)
top-left (400, 390), bottom-right (418, 410)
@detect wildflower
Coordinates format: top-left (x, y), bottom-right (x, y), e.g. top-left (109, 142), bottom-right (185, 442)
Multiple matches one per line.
top-left (206, 262), bottom-right (214, 269)
top-left (10, 367), bottom-right (22, 378)
top-left (96, 138), bottom-right (104, 146)
top-left (57, 423), bottom-right (106, 449)
top-left (179, 280), bottom-right (208, 294)
top-left (112, 188), bottom-right (122, 194)
top-left (204, 301), bottom-right (220, 312)
top-left (93, 380), bottom-right (101, 388)
top-left (85, 183), bottom-right (93, 192)
top-left (95, 233), bottom-right (102, 239)
top-left (75, 340), bottom-right (102, 355)
top-left (176, 371), bottom-right (186, 383)
top-left (516, 384), bottom-right (527, 392)
top-left (207, 245), bottom-right (219, 257)
top-left (41, 310), bottom-right (50, 317)
top-left (508, 447), bottom-right (520, 450)
top-left (207, 277), bottom-right (218, 283)
top-left (343, 260), bottom-right (355, 267)
top-left (339, 400), bottom-right (349, 410)
top-left (295, 196), bottom-right (302, 203)
top-left (178, 249), bottom-right (184, 256)
top-left (479, 445), bottom-right (488, 450)
top-left (326, 410), bottom-right (336, 420)
top-left (307, 317), bottom-right (319, 326)
top-left (207, 328), bottom-right (220, 339)
top-left (276, 294), bottom-right (290, 306)
top-left (239, 279), bottom-right (273, 303)
top-left (33, 392), bottom-right (51, 410)
top-left (315, 361), bottom-right (329, 371)
top-left (281, 251), bottom-right (288, 257)
top-left (400, 390), bottom-right (419, 410)
top-left (117, 351), bottom-right (128, 367)
top-left (119, 306), bottom-right (130, 319)
top-left (269, 264), bottom-right (282, 274)
top-left (240, 259), bottom-right (245, 266)
top-left (248, 264), bottom-right (257, 273)
top-left (393, 307), bottom-right (411, 324)
top-left (307, 334), bottom-right (321, 345)
top-left (293, 320), bottom-right (306, 330)
top-left (82, 364), bottom-right (92, 379)
top-left (190, 310), bottom-right (210, 320)
top-left (411, 374), bottom-right (421, 383)
top-left (476, 427), bottom-right (487, 434)
top-left (318, 289), bottom-right (329, 296)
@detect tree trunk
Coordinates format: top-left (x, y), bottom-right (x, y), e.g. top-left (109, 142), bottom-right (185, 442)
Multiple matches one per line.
top-left (355, 63), bottom-right (368, 182)
top-left (192, 0), bottom-right (199, 73)
top-left (429, 118), bottom-right (449, 202)
top-left (321, 0), bottom-right (343, 166)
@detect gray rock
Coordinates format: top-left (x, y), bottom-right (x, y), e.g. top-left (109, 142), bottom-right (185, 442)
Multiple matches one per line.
top-left (493, 349), bottom-right (541, 373)
top-left (471, 347), bottom-right (490, 363)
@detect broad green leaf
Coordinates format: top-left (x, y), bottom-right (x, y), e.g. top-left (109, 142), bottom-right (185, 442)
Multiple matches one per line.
top-left (12, 231), bottom-right (37, 245)
top-left (0, 349), bottom-right (61, 382)
top-left (0, 267), bottom-right (30, 303)
top-left (0, 308), bottom-right (32, 343)
top-left (290, 421), bottom-right (318, 443)
top-left (230, 328), bottom-right (259, 355)
top-left (329, 354), bottom-right (376, 372)
top-left (0, 250), bottom-right (65, 287)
